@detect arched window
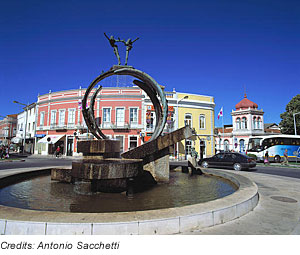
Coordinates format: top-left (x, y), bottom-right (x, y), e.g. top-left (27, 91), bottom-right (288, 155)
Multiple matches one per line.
top-left (253, 117), bottom-right (257, 129)
top-left (236, 118), bottom-right (241, 130)
top-left (242, 117), bottom-right (247, 129)
top-left (224, 140), bottom-right (230, 152)
top-left (199, 115), bottom-right (205, 129)
top-left (184, 113), bottom-right (192, 127)
top-left (257, 117), bottom-right (262, 129)
top-left (240, 139), bottom-right (245, 153)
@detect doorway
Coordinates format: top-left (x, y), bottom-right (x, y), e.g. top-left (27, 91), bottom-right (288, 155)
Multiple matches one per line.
top-left (67, 137), bottom-right (73, 156)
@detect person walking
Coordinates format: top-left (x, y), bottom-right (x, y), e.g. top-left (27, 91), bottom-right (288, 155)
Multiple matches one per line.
top-left (0, 147), bottom-right (3, 159)
top-left (264, 151), bottom-right (270, 165)
top-left (55, 145), bottom-right (61, 158)
top-left (5, 146), bottom-right (9, 159)
top-left (282, 149), bottom-right (289, 165)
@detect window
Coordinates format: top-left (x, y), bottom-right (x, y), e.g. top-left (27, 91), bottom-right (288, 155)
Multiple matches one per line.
top-left (28, 123), bottom-right (30, 132)
top-left (257, 117), bottom-right (262, 129)
top-left (215, 153), bottom-right (225, 159)
top-left (239, 139), bottom-right (245, 153)
top-left (185, 139), bottom-right (192, 156)
top-left (129, 136), bottom-right (138, 149)
top-left (116, 108), bottom-right (125, 126)
top-left (184, 113), bottom-right (192, 127)
top-left (32, 122), bottom-right (35, 131)
top-left (146, 111), bottom-right (155, 130)
top-left (224, 140), bottom-right (230, 151)
top-left (199, 115), bottom-right (205, 129)
top-left (130, 108), bottom-right (138, 127)
top-left (242, 117), bottom-right (247, 129)
top-left (103, 108), bottom-right (111, 123)
top-left (58, 109), bottom-right (66, 126)
top-left (50, 110), bottom-right (56, 125)
top-left (40, 112), bottom-right (45, 126)
top-left (253, 117), bottom-right (257, 129)
top-left (167, 112), bottom-right (175, 129)
top-left (236, 118), bottom-right (241, 129)
top-left (68, 109), bottom-right (76, 125)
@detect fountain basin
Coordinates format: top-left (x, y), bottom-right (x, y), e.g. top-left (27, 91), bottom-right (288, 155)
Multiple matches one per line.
top-left (0, 167), bottom-right (258, 235)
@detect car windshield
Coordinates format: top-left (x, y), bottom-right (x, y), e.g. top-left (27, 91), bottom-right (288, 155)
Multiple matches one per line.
top-left (215, 153), bottom-right (225, 159)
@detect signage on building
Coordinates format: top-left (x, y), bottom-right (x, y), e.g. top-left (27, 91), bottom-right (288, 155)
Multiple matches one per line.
top-left (147, 105), bottom-right (174, 112)
top-left (35, 134), bottom-right (46, 138)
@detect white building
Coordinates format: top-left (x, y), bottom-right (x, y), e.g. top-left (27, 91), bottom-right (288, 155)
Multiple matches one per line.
top-left (15, 103), bottom-right (37, 153)
top-left (216, 94), bottom-right (265, 153)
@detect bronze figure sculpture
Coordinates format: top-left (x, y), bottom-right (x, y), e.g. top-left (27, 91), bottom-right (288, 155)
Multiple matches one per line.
top-left (104, 33), bottom-right (122, 65)
top-left (121, 37), bottom-right (139, 65)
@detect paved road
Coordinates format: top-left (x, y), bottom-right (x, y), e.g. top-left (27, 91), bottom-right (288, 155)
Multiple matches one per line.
top-left (0, 156), bottom-right (72, 170)
top-left (1, 157), bottom-right (300, 179)
top-left (170, 160), bottom-right (300, 179)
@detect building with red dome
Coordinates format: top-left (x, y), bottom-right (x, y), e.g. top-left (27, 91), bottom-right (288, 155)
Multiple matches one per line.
top-left (216, 94), bottom-right (280, 153)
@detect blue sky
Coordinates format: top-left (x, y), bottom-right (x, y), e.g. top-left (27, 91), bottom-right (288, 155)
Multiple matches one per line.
top-left (0, 0), bottom-right (299, 125)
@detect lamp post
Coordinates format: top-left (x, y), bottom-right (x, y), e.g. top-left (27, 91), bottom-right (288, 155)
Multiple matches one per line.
top-left (293, 112), bottom-right (300, 135)
top-left (13, 100), bottom-right (29, 153)
top-left (176, 95), bottom-right (188, 160)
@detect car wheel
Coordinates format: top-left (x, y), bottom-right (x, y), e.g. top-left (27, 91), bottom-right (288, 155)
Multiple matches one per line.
top-left (233, 163), bottom-right (242, 171)
top-left (201, 161), bottom-right (209, 168)
top-left (274, 155), bottom-right (281, 163)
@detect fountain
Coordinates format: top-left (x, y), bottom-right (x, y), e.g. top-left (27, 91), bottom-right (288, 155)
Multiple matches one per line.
top-left (0, 35), bottom-right (259, 234)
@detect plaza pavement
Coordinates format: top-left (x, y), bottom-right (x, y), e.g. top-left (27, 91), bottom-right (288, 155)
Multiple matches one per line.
top-left (183, 169), bottom-right (300, 235)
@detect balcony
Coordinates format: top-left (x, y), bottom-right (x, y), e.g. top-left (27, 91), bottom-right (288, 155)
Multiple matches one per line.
top-left (100, 122), bottom-right (142, 130)
top-left (111, 122), bottom-right (130, 130)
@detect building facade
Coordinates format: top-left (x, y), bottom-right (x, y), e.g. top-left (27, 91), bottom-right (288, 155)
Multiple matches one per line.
top-left (216, 94), bottom-right (281, 153)
top-left (15, 103), bottom-right (36, 153)
top-left (32, 86), bottom-right (215, 158)
top-left (35, 87), bottom-right (144, 156)
top-left (170, 92), bottom-right (215, 159)
top-left (0, 114), bottom-right (17, 146)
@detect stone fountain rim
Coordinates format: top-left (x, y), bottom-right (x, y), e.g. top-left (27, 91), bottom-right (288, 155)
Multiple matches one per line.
top-left (0, 167), bottom-right (258, 234)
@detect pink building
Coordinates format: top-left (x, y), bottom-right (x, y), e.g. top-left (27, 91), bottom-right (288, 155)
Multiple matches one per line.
top-left (35, 87), bottom-right (144, 156)
top-left (0, 114), bottom-right (17, 146)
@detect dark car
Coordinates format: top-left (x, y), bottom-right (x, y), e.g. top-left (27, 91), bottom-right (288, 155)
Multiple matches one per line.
top-left (198, 152), bottom-right (256, 171)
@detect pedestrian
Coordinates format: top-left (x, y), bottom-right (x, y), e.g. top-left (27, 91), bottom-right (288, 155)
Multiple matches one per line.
top-left (55, 145), bottom-right (61, 158)
top-left (0, 147), bottom-right (3, 159)
top-left (5, 146), bottom-right (9, 159)
top-left (282, 149), bottom-right (289, 165)
top-left (264, 151), bottom-right (270, 165)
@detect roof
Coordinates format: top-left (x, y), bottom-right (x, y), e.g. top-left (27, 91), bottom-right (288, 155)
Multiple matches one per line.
top-left (235, 94), bottom-right (258, 110)
top-left (264, 123), bottom-right (280, 129)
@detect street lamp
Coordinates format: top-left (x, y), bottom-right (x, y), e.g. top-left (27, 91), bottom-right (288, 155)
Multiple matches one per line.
top-left (176, 95), bottom-right (189, 160)
top-left (13, 100), bottom-right (29, 153)
top-left (293, 112), bottom-right (300, 135)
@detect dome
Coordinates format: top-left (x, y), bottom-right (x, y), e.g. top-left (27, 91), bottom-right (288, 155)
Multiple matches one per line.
top-left (235, 94), bottom-right (258, 110)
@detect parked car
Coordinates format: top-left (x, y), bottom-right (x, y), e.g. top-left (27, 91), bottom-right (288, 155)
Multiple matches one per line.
top-left (198, 152), bottom-right (256, 171)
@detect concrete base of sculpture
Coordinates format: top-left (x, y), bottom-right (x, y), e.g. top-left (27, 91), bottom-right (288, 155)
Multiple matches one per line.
top-left (122, 126), bottom-right (194, 182)
top-left (51, 139), bottom-right (155, 193)
top-left (143, 148), bottom-right (170, 183)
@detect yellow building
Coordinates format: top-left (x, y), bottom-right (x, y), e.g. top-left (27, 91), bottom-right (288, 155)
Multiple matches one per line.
top-left (175, 92), bottom-right (215, 159)
top-left (144, 89), bottom-right (215, 159)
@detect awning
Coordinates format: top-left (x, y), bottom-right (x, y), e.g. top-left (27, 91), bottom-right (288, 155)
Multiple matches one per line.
top-left (11, 137), bottom-right (23, 144)
top-left (38, 135), bottom-right (65, 144)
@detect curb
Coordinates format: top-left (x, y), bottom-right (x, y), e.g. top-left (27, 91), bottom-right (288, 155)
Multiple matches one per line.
top-left (0, 159), bottom-right (26, 163)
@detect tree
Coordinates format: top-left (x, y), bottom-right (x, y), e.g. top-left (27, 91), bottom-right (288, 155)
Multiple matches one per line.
top-left (280, 94), bottom-right (300, 135)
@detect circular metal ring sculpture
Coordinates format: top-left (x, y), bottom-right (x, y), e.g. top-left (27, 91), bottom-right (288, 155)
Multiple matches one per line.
top-left (82, 66), bottom-right (168, 142)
